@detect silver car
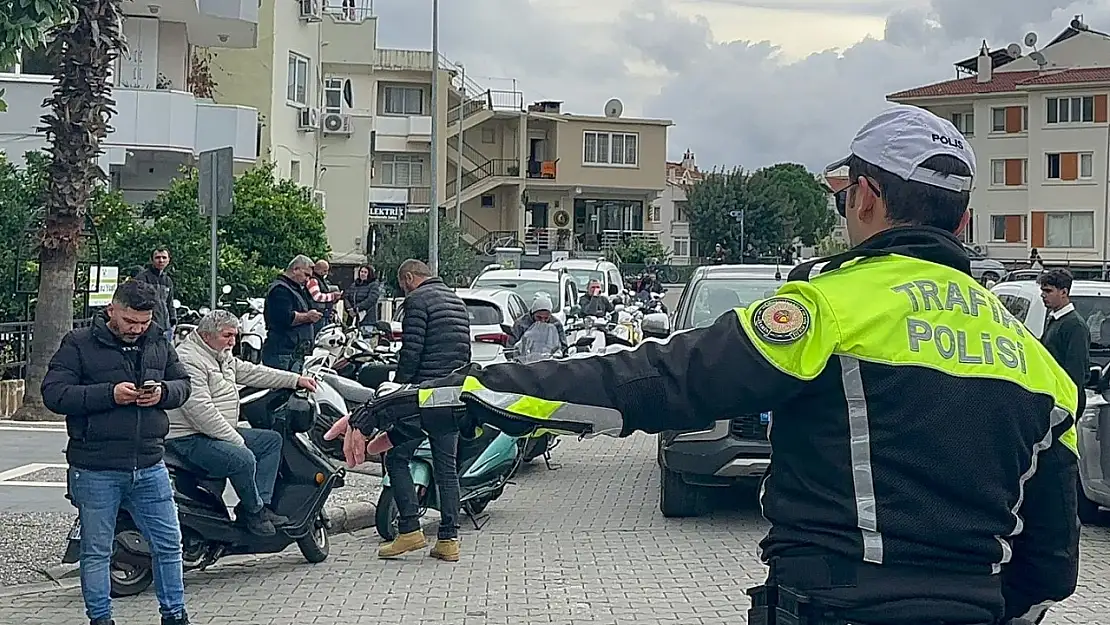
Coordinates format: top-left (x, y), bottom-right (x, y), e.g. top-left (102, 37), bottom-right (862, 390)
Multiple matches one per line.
top-left (964, 245), bottom-right (1008, 283)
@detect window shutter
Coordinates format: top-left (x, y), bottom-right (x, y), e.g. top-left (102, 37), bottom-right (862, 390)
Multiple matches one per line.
top-left (1061, 152), bottom-right (1078, 181)
top-left (1004, 216), bottom-right (1022, 243)
top-left (1030, 211), bottom-right (1045, 248)
top-left (1096, 94), bottom-right (1108, 124)
top-left (1004, 159), bottom-right (1023, 185)
top-left (1004, 107), bottom-right (1023, 133)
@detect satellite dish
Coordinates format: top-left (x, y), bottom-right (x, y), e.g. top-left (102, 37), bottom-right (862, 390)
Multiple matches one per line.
top-left (604, 98), bottom-right (623, 118)
top-left (1024, 32), bottom-right (1038, 48)
top-left (1006, 43), bottom-right (1022, 57)
top-left (1071, 17), bottom-right (1084, 30)
top-left (1030, 50), bottom-right (1047, 67)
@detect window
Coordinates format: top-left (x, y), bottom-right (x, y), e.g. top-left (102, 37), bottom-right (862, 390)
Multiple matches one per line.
top-left (990, 158), bottom-right (1026, 185)
top-left (648, 205), bottom-right (661, 223)
top-left (997, 294), bottom-right (1032, 322)
top-left (674, 200), bottom-right (689, 223)
top-left (990, 214), bottom-right (1026, 242)
top-left (286, 53), bottom-right (310, 106)
top-left (1047, 96), bottom-right (1095, 124)
top-left (960, 208), bottom-right (974, 243)
top-left (1045, 211), bottom-right (1095, 248)
top-left (290, 160), bottom-right (301, 183)
top-left (324, 77), bottom-right (345, 114)
top-left (1046, 152), bottom-right (1094, 181)
top-left (383, 86), bottom-right (423, 115)
top-left (673, 236), bottom-right (690, 257)
top-left (991, 106), bottom-right (1028, 132)
top-left (583, 131), bottom-right (638, 166)
top-left (0, 46), bottom-right (52, 75)
top-left (951, 112), bottom-right (974, 136)
top-left (378, 154), bottom-right (425, 186)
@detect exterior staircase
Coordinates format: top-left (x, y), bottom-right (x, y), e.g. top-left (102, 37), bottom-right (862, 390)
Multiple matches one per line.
top-left (443, 157), bottom-right (520, 208)
top-left (446, 136), bottom-right (485, 173)
top-left (445, 89), bottom-right (524, 138)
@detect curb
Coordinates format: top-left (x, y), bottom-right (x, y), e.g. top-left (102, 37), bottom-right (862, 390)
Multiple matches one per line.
top-left (0, 500), bottom-right (379, 600)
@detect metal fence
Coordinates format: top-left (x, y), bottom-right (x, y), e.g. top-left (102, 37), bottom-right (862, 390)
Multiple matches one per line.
top-left (0, 318), bottom-right (94, 380)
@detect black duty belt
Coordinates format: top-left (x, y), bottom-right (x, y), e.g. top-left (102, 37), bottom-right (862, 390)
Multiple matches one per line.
top-left (747, 583), bottom-right (849, 625)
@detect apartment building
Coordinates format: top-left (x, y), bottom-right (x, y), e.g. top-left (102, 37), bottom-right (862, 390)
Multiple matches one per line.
top-left (0, 0), bottom-right (260, 204)
top-left (888, 18), bottom-right (1110, 267)
top-left (648, 150), bottom-right (703, 264)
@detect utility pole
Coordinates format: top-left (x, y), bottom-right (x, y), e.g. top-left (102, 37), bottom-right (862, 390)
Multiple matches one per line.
top-left (427, 0), bottom-right (440, 273)
top-left (454, 64), bottom-right (464, 234)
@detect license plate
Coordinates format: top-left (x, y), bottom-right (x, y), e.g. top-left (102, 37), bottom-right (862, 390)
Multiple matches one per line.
top-left (760, 411), bottom-right (772, 425)
top-left (67, 519), bottom-right (81, 541)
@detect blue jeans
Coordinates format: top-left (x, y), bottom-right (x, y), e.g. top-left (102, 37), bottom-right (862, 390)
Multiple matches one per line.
top-left (164, 327), bottom-right (175, 343)
top-left (262, 350), bottom-right (304, 373)
top-left (67, 462), bottom-right (185, 621)
top-left (165, 428), bottom-right (283, 512)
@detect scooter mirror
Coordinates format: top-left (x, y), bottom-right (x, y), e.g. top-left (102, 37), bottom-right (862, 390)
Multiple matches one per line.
top-left (221, 284), bottom-right (232, 294)
top-left (172, 299), bottom-right (181, 308)
top-left (198, 306), bottom-right (211, 315)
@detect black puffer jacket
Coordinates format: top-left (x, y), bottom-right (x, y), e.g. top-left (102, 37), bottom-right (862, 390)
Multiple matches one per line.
top-left (42, 314), bottom-right (191, 471)
top-left (345, 279), bottom-right (381, 325)
top-left (133, 266), bottom-right (176, 330)
top-left (395, 278), bottom-right (471, 383)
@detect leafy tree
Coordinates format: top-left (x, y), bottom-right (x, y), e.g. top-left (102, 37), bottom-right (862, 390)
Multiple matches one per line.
top-left (685, 167), bottom-right (793, 262)
top-left (101, 163), bottom-right (330, 305)
top-left (15, 1), bottom-right (124, 421)
top-left (607, 237), bottom-right (669, 265)
top-left (750, 163), bottom-right (836, 246)
top-left (371, 215), bottom-right (477, 291)
top-left (0, 0), bottom-right (74, 112)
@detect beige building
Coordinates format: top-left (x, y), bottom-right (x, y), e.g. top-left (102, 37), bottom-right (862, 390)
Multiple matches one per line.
top-left (648, 151), bottom-right (703, 264)
top-left (889, 19), bottom-right (1110, 267)
top-left (202, 3), bottom-right (671, 266)
top-left (0, 0), bottom-right (261, 204)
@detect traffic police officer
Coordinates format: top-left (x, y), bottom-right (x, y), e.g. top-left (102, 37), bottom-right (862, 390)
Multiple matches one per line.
top-left (333, 105), bottom-right (1081, 625)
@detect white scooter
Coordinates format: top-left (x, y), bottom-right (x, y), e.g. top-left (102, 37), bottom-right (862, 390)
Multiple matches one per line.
top-left (239, 297), bottom-right (266, 362)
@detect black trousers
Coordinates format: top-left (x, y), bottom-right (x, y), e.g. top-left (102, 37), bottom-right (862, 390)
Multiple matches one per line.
top-left (765, 554), bottom-right (1005, 625)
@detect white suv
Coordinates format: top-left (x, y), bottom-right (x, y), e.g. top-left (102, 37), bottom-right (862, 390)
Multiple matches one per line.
top-left (471, 268), bottom-right (578, 324)
top-left (541, 258), bottom-right (625, 300)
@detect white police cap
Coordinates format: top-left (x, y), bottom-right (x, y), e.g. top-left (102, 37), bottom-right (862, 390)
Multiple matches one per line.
top-left (827, 104), bottom-right (976, 193)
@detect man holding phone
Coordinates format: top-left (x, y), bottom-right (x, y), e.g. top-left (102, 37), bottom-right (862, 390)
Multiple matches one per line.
top-left (42, 280), bottom-right (193, 625)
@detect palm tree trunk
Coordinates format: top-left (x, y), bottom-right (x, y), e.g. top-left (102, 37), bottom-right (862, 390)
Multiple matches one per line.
top-left (13, 0), bottom-right (124, 421)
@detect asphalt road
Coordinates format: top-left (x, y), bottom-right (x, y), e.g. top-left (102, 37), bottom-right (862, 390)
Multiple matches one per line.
top-left (0, 423), bottom-right (70, 514)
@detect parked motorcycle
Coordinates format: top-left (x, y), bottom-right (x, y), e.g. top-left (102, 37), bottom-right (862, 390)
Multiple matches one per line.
top-left (60, 386), bottom-right (344, 597)
top-left (238, 297), bottom-right (266, 364)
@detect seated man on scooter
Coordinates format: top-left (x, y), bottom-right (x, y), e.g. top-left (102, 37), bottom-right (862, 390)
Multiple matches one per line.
top-left (166, 310), bottom-right (317, 536)
top-left (509, 294), bottom-right (567, 351)
top-left (578, 279), bottom-right (614, 317)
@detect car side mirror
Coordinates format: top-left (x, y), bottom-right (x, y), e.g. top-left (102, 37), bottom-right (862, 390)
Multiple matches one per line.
top-left (608, 284), bottom-right (618, 295)
top-left (568, 305), bottom-right (582, 317)
top-left (501, 323), bottom-right (514, 336)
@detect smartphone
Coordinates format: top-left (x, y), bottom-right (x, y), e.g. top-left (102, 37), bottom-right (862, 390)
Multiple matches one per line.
top-left (139, 381), bottom-right (160, 395)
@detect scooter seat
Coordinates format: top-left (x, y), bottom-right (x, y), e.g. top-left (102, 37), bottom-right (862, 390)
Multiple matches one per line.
top-left (319, 371), bottom-right (377, 404)
top-left (164, 449), bottom-right (227, 496)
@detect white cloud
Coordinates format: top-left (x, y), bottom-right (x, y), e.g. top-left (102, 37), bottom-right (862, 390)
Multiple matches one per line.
top-left (371, 0), bottom-right (1110, 171)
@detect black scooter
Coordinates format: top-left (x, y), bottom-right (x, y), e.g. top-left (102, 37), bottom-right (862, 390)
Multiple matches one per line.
top-left (61, 387), bottom-right (346, 597)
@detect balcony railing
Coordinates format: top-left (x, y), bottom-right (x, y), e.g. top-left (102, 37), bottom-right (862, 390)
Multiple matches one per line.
top-left (445, 158), bottom-right (518, 199)
top-left (446, 89), bottom-right (525, 123)
top-left (523, 227), bottom-right (574, 252)
top-left (461, 213), bottom-right (521, 254)
top-left (407, 185), bottom-right (430, 206)
top-left (526, 159), bottom-right (558, 179)
top-left (446, 136), bottom-right (487, 167)
top-left (323, 0), bottom-right (372, 22)
top-left (601, 230), bottom-right (660, 250)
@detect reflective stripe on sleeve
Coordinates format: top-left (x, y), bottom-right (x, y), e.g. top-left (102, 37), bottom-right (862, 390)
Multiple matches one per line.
top-left (460, 375), bottom-right (625, 436)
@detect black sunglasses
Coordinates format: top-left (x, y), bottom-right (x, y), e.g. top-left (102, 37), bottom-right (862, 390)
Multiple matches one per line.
top-left (834, 179), bottom-right (881, 217)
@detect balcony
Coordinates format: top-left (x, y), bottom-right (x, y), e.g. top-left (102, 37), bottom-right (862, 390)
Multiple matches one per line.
top-left (123, 0), bottom-right (258, 48)
top-left (369, 185), bottom-right (430, 208)
top-left (373, 116), bottom-right (431, 147)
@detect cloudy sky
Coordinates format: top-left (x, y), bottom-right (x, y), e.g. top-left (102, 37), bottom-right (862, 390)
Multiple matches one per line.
top-left (371, 0), bottom-right (1110, 172)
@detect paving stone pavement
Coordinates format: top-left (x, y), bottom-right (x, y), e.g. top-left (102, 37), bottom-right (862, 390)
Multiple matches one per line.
top-left (2, 433), bottom-right (1110, 624)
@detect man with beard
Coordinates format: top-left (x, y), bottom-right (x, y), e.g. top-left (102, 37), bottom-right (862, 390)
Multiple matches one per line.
top-left (165, 310), bottom-right (317, 536)
top-left (133, 248), bottom-right (177, 342)
top-left (42, 280), bottom-right (193, 625)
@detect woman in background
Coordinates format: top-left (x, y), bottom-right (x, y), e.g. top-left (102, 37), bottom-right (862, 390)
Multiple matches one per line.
top-left (345, 265), bottom-right (381, 328)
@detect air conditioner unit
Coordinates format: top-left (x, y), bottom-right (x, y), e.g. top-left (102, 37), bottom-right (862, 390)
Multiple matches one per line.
top-left (322, 112), bottom-right (352, 135)
top-left (313, 189), bottom-right (326, 211)
top-left (298, 0), bottom-right (322, 21)
top-left (297, 107), bottom-right (319, 131)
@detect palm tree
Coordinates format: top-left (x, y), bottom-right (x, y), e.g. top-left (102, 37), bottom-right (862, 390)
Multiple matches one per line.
top-left (13, 0), bottom-right (124, 420)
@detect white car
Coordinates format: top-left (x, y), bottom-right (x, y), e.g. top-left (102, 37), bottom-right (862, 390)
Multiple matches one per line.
top-left (541, 258), bottom-right (625, 300)
top-left (470, 268), bottom-right (578, 324)
top-left (991, 278), bottom-right (1110, 522)
top-left (389, 287), bottom-right (528, 365)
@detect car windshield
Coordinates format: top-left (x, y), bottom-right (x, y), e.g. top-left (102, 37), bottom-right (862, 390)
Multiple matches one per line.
top-left (1072, 295), bottom-right (1110, 349)
top-left (681, 278), bottom-right (783, 329)
top-left (565, 269), bottom-right (605, 293)
top-left (464, 300), bottom-right (503, 325)
top-left (473, 279), bottom-right (558, 308)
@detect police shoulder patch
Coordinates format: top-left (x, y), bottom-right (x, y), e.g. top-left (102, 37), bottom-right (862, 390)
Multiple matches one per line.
top-left (750, 297), bottom-right (811, 344)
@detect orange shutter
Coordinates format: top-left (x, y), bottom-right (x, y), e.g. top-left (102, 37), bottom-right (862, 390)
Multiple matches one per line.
top-left (1096, 94), bottom-right (1108, 124)
top-left (1005, 107), bottom-right (1023, 133)
top-left (1030, 211), bottom-right (1045, 248)
top-left (1004, 159), bottom-right (1023, 185)
top-left (1061, 152), bottom-right (1079, 181)
top-left (1004, 216), bottom-right (1023, 243)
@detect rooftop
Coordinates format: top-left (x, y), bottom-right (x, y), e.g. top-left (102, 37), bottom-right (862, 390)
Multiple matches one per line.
top-left (888, 67), bottom-right (1110, 100)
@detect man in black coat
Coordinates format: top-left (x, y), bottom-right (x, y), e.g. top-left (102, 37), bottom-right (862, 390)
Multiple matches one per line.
top-left (133, 248), bottom-right (176, 342)
top-left (42, 280), bottom-right (192, 625)
top-left (261, 255), bottom-right (322, 372)
top-left (380, 258), bottom-right (470, 561)
top-left (1039, 268), bottom-right (1091, 414)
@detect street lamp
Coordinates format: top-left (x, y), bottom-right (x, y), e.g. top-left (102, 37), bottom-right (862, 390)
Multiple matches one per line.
top-left (428, 0), bottom-right (440, 273)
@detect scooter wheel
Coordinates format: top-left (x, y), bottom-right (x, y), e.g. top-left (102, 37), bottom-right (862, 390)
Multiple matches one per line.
top-left (297, 514), bottom-right (330, 563)
top-left (375, 488), bottom-right (400, 541)
top-left (109, 530), bottom-right (154, 597)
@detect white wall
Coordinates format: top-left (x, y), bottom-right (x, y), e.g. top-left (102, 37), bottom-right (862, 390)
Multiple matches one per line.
top-left (269, 5), bottom-right (320, 184)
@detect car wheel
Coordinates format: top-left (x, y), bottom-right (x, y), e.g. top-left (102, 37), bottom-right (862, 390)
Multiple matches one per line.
top-left (1078, 477), bottom-right (1102, 524)
top-left (659, 465), bottom-right (708, 518)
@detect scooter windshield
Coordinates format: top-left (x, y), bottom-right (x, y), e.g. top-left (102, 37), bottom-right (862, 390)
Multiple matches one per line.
top-left (517, 322), bottom-right (562, 364)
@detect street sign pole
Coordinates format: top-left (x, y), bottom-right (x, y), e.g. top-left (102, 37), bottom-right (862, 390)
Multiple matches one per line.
top-left (428, 0), bottom-right (440, 274)
top-left (198, 147), bottom-right (234, 309)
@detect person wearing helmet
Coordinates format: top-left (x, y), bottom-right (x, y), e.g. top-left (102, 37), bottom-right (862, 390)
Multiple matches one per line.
top-left (578, 279), bottom-right (614, 317)
top-left (510, 293), bottom-right (566, 350)
top-left (332, 106), bottom-right (1080, 625)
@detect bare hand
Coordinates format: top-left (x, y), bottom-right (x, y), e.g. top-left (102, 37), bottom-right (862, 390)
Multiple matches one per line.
top-left (323, 415), bottom-right (350, 441)
top-left (113, 382), bottom-right (141, 405)
top-left (366, 432), bottom-right (393, 455)
top-left (297, 376), bottom-right (317, 391)
top-left (306, 310), bottom-right (323, 322)
top-left (135, 385), bottom-right (162, 407)
top-left (342, 427), bottom-right (368, 467)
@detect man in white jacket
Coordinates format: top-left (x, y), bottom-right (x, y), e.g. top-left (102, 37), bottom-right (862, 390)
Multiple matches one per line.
top-left (166, 310), bottom-right (316, 536)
